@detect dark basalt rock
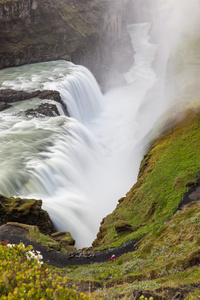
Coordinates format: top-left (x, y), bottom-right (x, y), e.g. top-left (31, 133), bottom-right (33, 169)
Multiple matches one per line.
top-left (0, 101), bottom-right (12, 111)
top-left (177, 173), bottom-right (200, 211)
top-left (0, 222), bottom-right (62, 251)
top-left (51, 231), bottom-right (75, 245)
top-left (0, 89), bottom-right (61, 103)
top-left (0, 0), bottom-right (134, 91)
top-left (0, 194), bottom-right (56, 235)
top-left (0, 88), bottom-right (69, 116)
top-left (25, 102), bottom-right (59, 117)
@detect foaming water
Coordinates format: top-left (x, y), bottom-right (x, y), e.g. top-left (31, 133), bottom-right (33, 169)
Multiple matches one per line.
top-left (0, 23), bottom-right (157, 248)
top-left (0, 61), bottom-right (103, 124)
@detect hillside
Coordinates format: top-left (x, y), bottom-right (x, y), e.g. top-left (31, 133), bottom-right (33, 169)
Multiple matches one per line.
top-left (93, 104), bottom-right (200, 249)
top-left (0, 102), bottom-right (199, 299)
top-left (65, 104), bottom-right (200, 299)
top-left (1, 0), bottom-right (200, 299)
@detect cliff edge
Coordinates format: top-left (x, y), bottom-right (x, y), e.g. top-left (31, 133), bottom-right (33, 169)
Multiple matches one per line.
top-left (0, 0), bottom-right (133, 90)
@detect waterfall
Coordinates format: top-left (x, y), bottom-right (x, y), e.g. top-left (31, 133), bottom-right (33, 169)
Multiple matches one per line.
top-left (0, 23), bottom-right (158, 248)
top-left (0, 61), bottom-right (103, 124)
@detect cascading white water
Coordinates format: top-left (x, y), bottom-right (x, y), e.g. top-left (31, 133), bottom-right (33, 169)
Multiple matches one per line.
top-left (0, 23), bottom-right (158, 248)
top-left (0, 61), bottom-right (103, 124)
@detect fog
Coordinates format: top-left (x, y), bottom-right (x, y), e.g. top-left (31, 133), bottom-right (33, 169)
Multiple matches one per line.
top-left (131, 0), bottom-right (200, 141)
top-left (0, 0), bottom-right (199, 249)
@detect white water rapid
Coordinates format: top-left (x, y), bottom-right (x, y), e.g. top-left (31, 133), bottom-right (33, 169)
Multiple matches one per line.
top-left (0, 23), bottom-right (158, 248)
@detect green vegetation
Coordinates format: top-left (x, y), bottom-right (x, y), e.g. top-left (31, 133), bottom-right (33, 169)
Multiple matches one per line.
top-left (0, 241), bottom-right (91, 299)
top-left (0, 195), bottom-right (55, 235)
top-left (0, 104), bottom-right (200, 299)
top-left (61, 105), bottom-right (200, 299)
top-left (93, 106), bottom-right (200, 249)
top-left (65, 193), bottom-right (200, 299)
top-left (28, 228), bottom-right (61, 251)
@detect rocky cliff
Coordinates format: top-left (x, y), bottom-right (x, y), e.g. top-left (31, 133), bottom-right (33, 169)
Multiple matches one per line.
top-left (0, 0), bottom-right (133, 91)
top-left (0, 194), bottom-right (56, 235)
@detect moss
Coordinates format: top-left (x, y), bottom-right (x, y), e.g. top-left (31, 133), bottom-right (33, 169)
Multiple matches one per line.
top-left (0, 194), bottom-right (55, 235)
top-left (114, 220), bottom-right (132, 233)
top-left (61, 236), bottom-right (75, 245)
top-left (30, 229), bottom-right (61, 251)
top-left (93, 106), bottom-right (200, 248)
top-left (68, 195), bottom-right (200, 296)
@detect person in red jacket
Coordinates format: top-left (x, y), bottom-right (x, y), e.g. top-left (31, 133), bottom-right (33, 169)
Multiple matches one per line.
top-left (111, 254), bottom-right (117, 261)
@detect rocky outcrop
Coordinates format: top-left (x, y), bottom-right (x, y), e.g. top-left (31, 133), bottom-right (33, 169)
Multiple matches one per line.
top-left (0, 194), bottom-right (56, 235)
top-left (51, 231), bottom-right (76, 252)
top-left (0, 0), bottom-right (134, 91)
top-left (0, 101), bottom-right (11, 111)
top-left (0, 222), bottom-right (63, 251)
top-left (25, 103), bottom-right (60, 118)
top-left (114, 220), bottom-right (132, 233)
top-left (0, 88), bottom-right (69, 116)
top-left (0, 89), bottom-right (62, 103)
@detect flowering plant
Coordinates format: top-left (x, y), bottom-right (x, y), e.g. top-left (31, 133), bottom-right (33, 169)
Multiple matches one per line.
top-left (0, 240), bottom-right (89, 299)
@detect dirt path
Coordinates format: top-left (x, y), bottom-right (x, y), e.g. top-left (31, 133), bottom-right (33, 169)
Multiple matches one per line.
top-left (1, 173), bottom-right (199, 268)
top-left (0, 232), bottom-right (137, 268)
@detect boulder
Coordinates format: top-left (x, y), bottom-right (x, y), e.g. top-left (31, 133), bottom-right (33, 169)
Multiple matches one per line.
top-left (51, 231), bottom-right (76, 251)
top-left (0, 88), bottom-right (69, 116)
top-left (0, 101), bottom-right (12, 111)
top-left (25, 102), bottom-right (59, 117)
top-left (0, 222), bottom-right (39, 237)
top-left (114, 220), bottom-right (132, 233)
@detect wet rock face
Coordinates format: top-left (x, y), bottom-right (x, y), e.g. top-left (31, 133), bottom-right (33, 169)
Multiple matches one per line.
top-left (0, 88), bottom-right (69, 116)
top-left (0, 101), bottom-right (11, 111)
top-left (0, 0), bottom-right (134, 91)
top-left (25, 103), bottom-right (59, 117)
top-left (0, 89), bottom-right (62, 104)
top-left (71, 0), bottom-right (134, 91)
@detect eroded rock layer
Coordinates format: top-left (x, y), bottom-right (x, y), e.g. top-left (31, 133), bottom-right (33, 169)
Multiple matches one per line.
top-left (0, 0), bottom-right (133, 90)
top-left (0, 194), bottom-right (56, 235)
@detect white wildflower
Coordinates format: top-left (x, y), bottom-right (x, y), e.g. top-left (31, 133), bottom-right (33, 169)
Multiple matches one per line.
top-left (6, 243), bottom-right (43, 264)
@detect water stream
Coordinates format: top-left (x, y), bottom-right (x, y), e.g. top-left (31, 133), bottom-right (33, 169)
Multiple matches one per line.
top-left (0, 23), bottom-right (158, 248)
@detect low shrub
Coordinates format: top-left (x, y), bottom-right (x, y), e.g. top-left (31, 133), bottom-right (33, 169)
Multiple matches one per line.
top-left (0, 241), bottom-right (90, 299)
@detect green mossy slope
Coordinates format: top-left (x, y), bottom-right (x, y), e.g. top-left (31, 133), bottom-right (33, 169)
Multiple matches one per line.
top-left (64, 104), bottom-right (200, 299)
top-left (67, 200), bottom-right (200, 299)
top-left (93, 105), bottom-right (200, 249)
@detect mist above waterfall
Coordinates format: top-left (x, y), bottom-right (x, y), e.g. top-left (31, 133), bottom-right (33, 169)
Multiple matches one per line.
top-left (130, 0), bottom-right (200, 143)
top-left (0, 0), bottom-right (199, 249)
top-left (0, 21), bottom-right (157, 248)
top-left (148, 0), bottom-right (200, 103)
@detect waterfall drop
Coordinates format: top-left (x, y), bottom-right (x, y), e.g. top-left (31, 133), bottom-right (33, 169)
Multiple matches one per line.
top-left (0, 23), bottom-right (159, 248)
